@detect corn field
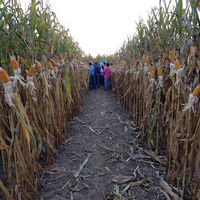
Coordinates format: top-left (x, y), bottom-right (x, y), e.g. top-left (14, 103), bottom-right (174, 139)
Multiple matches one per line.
top-left (0, 0), bottom-right (89, 199)
top-left (0, 0), bottom-right (200, 199)
top-left (111, 0), bottom-right (200, 199)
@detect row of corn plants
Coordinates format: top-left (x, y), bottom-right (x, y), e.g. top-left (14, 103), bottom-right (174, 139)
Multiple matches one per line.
top-left (111, 0), bottom-right (199, 199)
top-left (0, 0), bottom-right (89, 199)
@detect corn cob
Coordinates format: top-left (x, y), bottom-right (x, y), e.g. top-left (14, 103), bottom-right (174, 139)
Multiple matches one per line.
top-left (148, 64), bottom-right (153, 73)
top-left (192, 84), bottom-right (200, 96)
top-left (0, 68), bottom-right (10, 84)
top-left (182, 84), bottom-right (200, 111)
top-left (142, 54), bottom-right (146, 63)
top-left (162, 53), bottom-right (166, 63)
top-left (35, 60), bottom-right (42, 69)
top-left (145, 56), bottom-right (151, 64)
top-left (131, 57), bottom-right (137, 67)
top-left (174, 59), bottom-right (181, 70)
top-left (50, 58), bottom-right (58, 67)
top-left (169, 49), bottom-right (175, 63)
top-left (148, 65), bottom-right (155, 78)
top-left (157, 66), bottom-right (163, 76)
top-left (68, 54), bottom-right (73, 61)
top-left (10, 56), bottom-right (19, 70)
top-left (150, 70), bottom-right (155, 78)
top-left (48, 62), bottom-right (54, 70)
top-left (28, 64), bottom-right (36, 77)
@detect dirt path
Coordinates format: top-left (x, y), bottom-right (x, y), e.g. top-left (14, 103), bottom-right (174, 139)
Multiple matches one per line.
top-left (40, 89), bottom-right (166, 200)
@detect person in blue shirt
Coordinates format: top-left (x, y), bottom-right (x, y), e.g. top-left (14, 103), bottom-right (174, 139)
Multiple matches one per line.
top-left (89, 61), bottom-right (96, 90)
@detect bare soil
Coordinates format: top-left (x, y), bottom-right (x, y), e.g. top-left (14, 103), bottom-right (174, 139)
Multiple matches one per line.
top-left (40, 89), bottom-right (166, 200)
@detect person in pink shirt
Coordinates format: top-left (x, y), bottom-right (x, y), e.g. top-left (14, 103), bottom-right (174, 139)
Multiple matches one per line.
top-left (104, 63), bottom-right (111, 90)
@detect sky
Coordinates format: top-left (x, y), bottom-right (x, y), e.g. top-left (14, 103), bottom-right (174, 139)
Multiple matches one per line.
top-left (20, 0), bottom-right (159, 57)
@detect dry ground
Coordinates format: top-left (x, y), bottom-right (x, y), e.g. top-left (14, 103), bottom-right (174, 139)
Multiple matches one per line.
top-left (40, 89), bottom-right (166, 200)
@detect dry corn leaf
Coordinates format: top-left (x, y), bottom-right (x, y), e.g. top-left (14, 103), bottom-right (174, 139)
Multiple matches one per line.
top-left (47, 167), bottom-right (66, 174)
top-left (112, 175), bottom-right (134, 184)
top-left (0, 180), bottom-right (14, 200)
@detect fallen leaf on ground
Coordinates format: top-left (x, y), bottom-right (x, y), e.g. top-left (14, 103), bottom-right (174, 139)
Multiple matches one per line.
top-left (47, 167), bottom-right (66, 174)
top-left (124, 126), bottom-right (128, 132)
top-left (112, 175), bottom-right (134, 184)
top-left (130, 177), bottom-right (151, 187)
top-left (113, 197), bottom-right (123, 200)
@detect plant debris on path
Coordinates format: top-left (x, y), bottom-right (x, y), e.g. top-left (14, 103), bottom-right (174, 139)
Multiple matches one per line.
top-left (40, 89), bottom-right (167, 200)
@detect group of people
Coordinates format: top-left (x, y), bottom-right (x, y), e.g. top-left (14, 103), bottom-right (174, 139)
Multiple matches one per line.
top-left (88, 61), bottom-right (111, 90)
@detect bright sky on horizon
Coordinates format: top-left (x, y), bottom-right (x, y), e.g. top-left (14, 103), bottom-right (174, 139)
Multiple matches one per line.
top-left (20, 0), bottom-right (159, 57)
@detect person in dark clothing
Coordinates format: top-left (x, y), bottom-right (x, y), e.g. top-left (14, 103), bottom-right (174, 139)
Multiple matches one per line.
top-left (100, 64), bottom-right (104, 87)
top-left (94, 62), bottom-right (100, 88)
top-left (89, 61), bottom-right (96, 90)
